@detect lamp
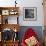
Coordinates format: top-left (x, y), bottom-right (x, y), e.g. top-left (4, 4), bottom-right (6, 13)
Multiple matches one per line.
top-left (14, 28), bottom-right (17, 32)
top-left (15, 0), bottom-right (17, 7)
top-left (13, 28), bottom-right (18, 41)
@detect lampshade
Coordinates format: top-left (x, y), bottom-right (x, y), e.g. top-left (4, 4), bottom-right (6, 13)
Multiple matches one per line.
top-left (13, 28), bottom-right (17, 32)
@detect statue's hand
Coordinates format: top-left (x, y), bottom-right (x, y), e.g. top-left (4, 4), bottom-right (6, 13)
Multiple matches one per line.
top-left (25, 36), bottom-right (38, 46)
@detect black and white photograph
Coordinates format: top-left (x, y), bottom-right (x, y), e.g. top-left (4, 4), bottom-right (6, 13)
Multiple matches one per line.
top-left (23, 7), bottom-right (37, 21)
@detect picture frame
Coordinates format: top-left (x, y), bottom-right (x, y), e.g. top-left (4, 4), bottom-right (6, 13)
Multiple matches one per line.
top-left (23, 7), bottom-right (37, 21)
top-left (2, 10), bottom-right (9, 15)
top-left (9, 10), bottom-right (18, 15)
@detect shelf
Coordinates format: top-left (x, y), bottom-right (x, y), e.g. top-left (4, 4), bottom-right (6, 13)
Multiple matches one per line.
top-left (0, 7), bottom-right (19, 46)
top-left (1, 40), bottom-right (19, 46)
top-left (2, 40), bottom-right (19, 43)
top-left (0, 24), bottom-right (19, 32)
top-left (0, 7), bottom-right (19, 16)
top-left (1, 15), bottom-right (18, 24)
top-left (0, 7), bottom-right (19, 24)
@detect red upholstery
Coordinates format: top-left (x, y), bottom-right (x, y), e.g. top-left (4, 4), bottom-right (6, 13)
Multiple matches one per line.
top-left (21, 28), bottom-right (41, 46)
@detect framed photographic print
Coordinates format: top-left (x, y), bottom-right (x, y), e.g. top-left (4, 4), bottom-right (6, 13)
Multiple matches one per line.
top-left (9, 9), bottom-right (18, 15)
top-left (23, 7), bottom-right (37, 21)
top-left (2, 10), bottom-right (9, 15)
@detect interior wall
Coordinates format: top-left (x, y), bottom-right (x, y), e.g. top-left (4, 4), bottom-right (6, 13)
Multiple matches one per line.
top-left (0, 0), bottom-right (44, 26)
top-left (0, 0), bottom-right (44, 44)
top-left (18, 0), bottom-right (44, 26)
top-left (18, 26), bottom-right (43, 44)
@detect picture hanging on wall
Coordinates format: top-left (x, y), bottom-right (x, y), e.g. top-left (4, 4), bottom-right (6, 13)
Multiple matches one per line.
top-left (23, 7), bottom-right (37, 21)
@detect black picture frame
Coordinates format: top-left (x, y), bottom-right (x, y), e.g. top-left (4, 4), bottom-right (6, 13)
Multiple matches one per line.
top-left (23, 7), bottom-right (37, 21)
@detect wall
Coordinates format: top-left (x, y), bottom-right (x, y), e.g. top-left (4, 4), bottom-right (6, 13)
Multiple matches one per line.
top-left (0, 0), bottom-right (44, 44)
top-left (0, 0), bottom-right (15, 7)
top-left (0, 0), bottom-right (44, 26)
top-left (18, 26), bottom-right (44, 44)
top-left (18, 0), bottom-right (44, 26)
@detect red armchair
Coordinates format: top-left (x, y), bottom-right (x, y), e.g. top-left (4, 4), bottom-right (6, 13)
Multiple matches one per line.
top-left (21, 28), bottom-right (41, 46)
